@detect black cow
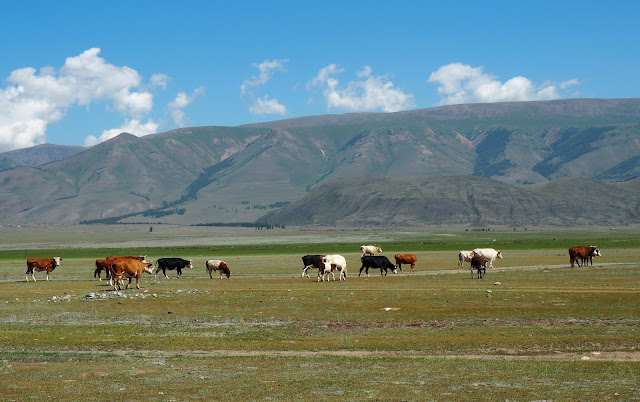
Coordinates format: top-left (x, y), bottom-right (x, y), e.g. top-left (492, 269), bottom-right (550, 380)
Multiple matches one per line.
top-left (470, 256), bottom-right (486, 279)
top-left (154, 258), bottom-right (193, 279)
top-left (301, 254), bottom-right (325, 278)
top-left (359, 256), bottom-right (398, 277)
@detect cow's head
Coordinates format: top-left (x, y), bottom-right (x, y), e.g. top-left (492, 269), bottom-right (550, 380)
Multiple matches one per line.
top-left (53, 257), bottom-right (62, 266)
top-left (496, 251), bottom-right (503, 259)
top-left (590, 246), bottom-right (601, 257)
top-left (220, 262), bottom-right (231, 278)
top-left (467, 251), bottom-right (475, 259)
top-left (188, 260), bottom-right (193, 269)
top-left (139, 255), bottom-right (148, 263)
top-left (143, 263), bottom-right (154, 274)
top-left (376, 247), bottom-right (382, 253)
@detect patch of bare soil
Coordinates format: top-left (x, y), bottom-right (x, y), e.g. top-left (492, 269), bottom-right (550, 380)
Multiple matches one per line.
top-left (22, 349), bottom-right (640, 362)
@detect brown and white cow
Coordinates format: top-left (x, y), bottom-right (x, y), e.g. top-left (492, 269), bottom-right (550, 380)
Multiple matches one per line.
top-left (26, 257), bottom-right (62, 281)
top-left (318, 262), bottom-right (338, 282)
top-left (457, 251), bottom-right (474, 269)
top-left (394, 254), bottom-right (417, 273)
top-left (569, 246), bottom-right (601, 268)
top-left (205, 260), bottom-right (231, 279)
top-left (105, 256), bottom-right (148, 286)
top-left (110, 258), bottom-right (154, 291)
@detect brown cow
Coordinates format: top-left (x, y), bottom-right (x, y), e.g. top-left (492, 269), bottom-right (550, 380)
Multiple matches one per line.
top-left (569, 246), bottom-right (601, 268)
top-left (105, 256), bottom-right (148, 286)
top-left (394, 254), bottom-right (417, 273)
top-left (26, 257), bottom-right (62, 281)
top-left (110, 259), bottom-right (154, 291)
top-left (470, 256), bottom-right (487, 279)
top-left (94, 259), bottom-right (111, 281)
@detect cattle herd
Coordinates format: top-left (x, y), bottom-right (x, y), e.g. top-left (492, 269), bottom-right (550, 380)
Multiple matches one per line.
top-left (22, 244), bottom-right (602, 288)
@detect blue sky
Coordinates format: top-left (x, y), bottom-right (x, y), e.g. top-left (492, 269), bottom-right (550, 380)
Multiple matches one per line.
top-left (1, 0), bottom-right (638, 151)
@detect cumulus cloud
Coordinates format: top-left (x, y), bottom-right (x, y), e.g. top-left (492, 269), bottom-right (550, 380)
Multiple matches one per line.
top-left (0, 48), bottom-right (160, 151)
top-left (84, 118), bottom-right (159, 147)
top-left (168, 87), bottom-right (205, 126)
top-left (240, 59), bottom-right (289, 95)
top-left (428, 62), bottom-right (580, 105)
top-left (249, 96), bottom-right (288, 115)
top-left (308, 65), bottom-right (415, 113)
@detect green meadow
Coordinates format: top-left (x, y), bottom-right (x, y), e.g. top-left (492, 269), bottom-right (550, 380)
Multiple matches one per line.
top-left (0, 225), bottom-right (639, 400)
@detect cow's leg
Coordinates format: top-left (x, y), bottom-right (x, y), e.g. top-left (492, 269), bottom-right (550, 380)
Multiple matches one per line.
top-left (358, 265), bottom-right (366, 277)
top-left (136, 275), bottom-right (141, 289)
top-left (164, 269), bottom-right (170, 279)
top-left (410, 263), bottom-right (415, 273)
top-left (177, 268), bottom-right (182, 279)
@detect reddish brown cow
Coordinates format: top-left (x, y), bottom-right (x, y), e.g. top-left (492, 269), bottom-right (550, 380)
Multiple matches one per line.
top-left (26, 257), bottom-right (62, 281)
top-left (394, 254), bottom-right (417, 273)
top-left (569, 246), bottom-right (601, 268)
top-left (94, 259), bottom-right (111, 281)
top-left (110, 259), bottom-right (154, 291)
top-left (105, 256), bottom-right (148, 286)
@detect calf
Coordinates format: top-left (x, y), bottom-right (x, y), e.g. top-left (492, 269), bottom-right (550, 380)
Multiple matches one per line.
top-left (394, 254), bottom-right (417, 273)
top-left (472, 248), bottom-right (502, 269)
top-left (359, 256), bottom-right (397, 277)
top-left (110, 259), bottom-right (154, 291)
top-left (94, 259), bottom-right (111, 281)
top-left (318, 262), bottom-right (338, 282)
top-left (301, 254), bottom-right (325, 278)
top-left (105, 256), bottom-right (147, 286)
top-left (457, 251), bottom-right (474, 269)
top-left (205, 260), bottom-right (231, 279)
top-left (155, 257), bottom-right (193, 279)
top-left (361, 245), bottom-right (382, 256)
top-left (25, 257), bottom-right (62, 281)
top-left (470, 256), bottom-right (487, 279)
top-left (322, 255), bottom-right (347, 280)
top-left (569, 246), bottom-right (601, 268)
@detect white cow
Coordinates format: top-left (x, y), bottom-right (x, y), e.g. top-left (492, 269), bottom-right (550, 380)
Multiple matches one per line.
top-left (361, 245), bottom-right (382, 256)
top-left (457, 251), bottom-right (474, 269)
top-left (322, 255), bottom-right (347, 280)
top-left (472, 248), bottom-right (503, 269)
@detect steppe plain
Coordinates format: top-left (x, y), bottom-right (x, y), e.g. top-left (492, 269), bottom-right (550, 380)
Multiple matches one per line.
top-left (0, 225), bottom-right (638, 400)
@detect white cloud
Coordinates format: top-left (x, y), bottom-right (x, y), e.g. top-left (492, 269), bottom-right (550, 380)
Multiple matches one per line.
top-left (240, 59), bottom-right (289, 95)
top-left (84, 118), bottom-right (158, 147)
top-left (428, 62), bottom-right (580, 105)
top-left (150, 73), bottom-right (170, 89)
top-left (168, 87), bottom-right (205, 126)
top-left (249, 96), bottom-right (288, 115)
top-left (0, 47), bottom-right (159, 151)
top-left (309, 65), bottom-right (415, 113)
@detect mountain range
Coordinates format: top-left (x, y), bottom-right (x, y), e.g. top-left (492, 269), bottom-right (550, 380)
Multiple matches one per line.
top-left (1, 98), bottom-right (639, 226)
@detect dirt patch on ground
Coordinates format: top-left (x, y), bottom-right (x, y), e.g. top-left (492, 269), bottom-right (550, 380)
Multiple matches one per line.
top-left (22, 349), bottom-right (640, 362)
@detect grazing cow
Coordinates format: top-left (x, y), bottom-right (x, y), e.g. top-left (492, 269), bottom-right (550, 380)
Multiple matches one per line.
top-left (318, 262), bottom-right (338, 282)
top-left (472, 248), bottom-right (503, 269)
top-left (155, 258), bottom-right (193, 279)
top-left (359, 256), bottom-right (398, 277)
top-left (322, 255), bottom-right (347, 280)
top-left (301, 254), bottom-right (325, 278)
top-left (361, 245), bottom-right (382, 256)
top-left (569, 246), bottom-right (601, 268)
top-left (470, 257), bottom-right (487, 279)
top-left (110, 259), bottom-right (154, 290)
top-left (394, 254), bottom-right (417, 273)
top-left (94, 259), bottom-right (111, 281)
top-left (457, 251), bottom-right (474, 269)
top-left (205, 260), bottom-right (231, 279)
top-left (25, 257), bottom-right (62, 281)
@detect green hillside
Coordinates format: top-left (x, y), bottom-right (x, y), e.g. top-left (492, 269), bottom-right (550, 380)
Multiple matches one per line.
top-left (0, 98), bottom-right (639, 225)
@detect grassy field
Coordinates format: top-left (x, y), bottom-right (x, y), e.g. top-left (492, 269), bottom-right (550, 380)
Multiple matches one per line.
top-left (0, 225), bottom-right (639, 400)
